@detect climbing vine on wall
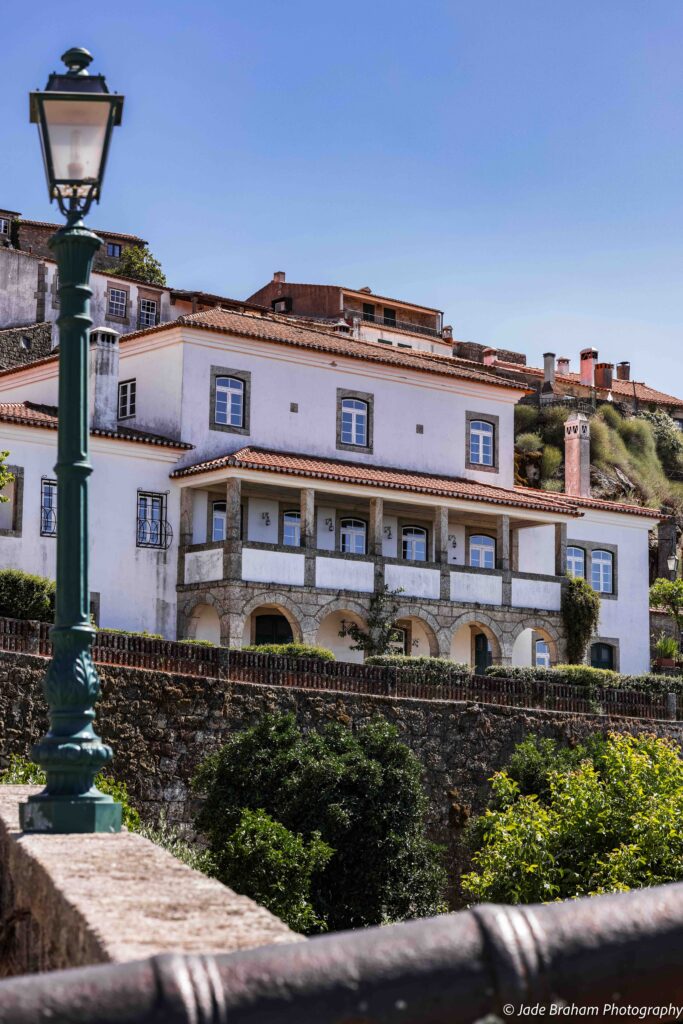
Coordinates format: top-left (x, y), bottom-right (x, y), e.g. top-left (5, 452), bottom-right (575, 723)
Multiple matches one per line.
top-left (561, 576), bottom-right (601, 664)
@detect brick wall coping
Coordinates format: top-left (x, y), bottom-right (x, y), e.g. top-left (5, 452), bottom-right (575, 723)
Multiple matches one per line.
top-left (0, 786), bottom-right (298, 975)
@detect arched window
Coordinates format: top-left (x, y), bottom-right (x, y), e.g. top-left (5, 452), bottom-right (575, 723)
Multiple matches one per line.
top-left (212, 501), bottom-right (226, 542)
top-left (215, 376), bottom-right (244, 428)
top-left (469, 534), bottom-right (496, 569)
top-left (535, 639), bottom-right (551, 668)
top-left (591, 549), bottom-right (613, 594)
top-left (566, 545), bottom-right (585, 578)
top-left (340, 518), bottom-right (366, 555)
top-left (283, 510), bottom-right (301, 547)
top-left (469, 420), bottom-right (494, 466)
top-left (340, 398), bottom-right (368, 447)
top-left (402, 525), bottom-right (427, 561)
top-left (591, 642), bottom-right (615, 670)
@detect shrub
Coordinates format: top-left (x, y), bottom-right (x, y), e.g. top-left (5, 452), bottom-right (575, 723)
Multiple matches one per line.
top-left (98, 627), bottom-right (163, 639)
top-left (0, 569), bottom-right (55, 622)
top-left (0, 755), bottom-right (140, 830)
top-left (641, 411), bottom-right (683, 475)
top-left (541, 479), bottom-right (564, 492)
top-left (561, 576), bottom-right (601, 663)
top-left (589, 417), bottom-right (611, 464)
top-left (514, 405), bottom-right (539, 435)
top-left (193, 713), bottom-right (446, 932)
top-left (178, 638), bottom-right (216, 647)
top-left (540, 444), bottom-right (562, 479)
top-left (463, 733), bottom-right (683, 903)
top-left (137, 813), bottom-right (213, 873)
top-left (654, 632), bottom-right (679, 660)
top-left (365, 655), bottom-right (470, 683)
top-left (539, 406), bottom-right (570, 447)
top-left (618, 417), bottom-right (657, 460)
top-left (650, 578), bottom-right (683, 636)
top-left (242, 642), bottom-right (335, 660)
top-left (215, 808), bottom-right (333, 933)
top-left (599, 404), bottom-right (623, 430)
top-left (514, 432), bottom-right (543, 454)
top-left (116, 245), bottom-right (166, 286)
top-left (338, 585), bottom-right (405, 657)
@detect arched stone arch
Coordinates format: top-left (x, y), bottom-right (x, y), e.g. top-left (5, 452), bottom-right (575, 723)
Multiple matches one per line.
top-left (178, 592), bottom-right (224, 641)
top-left (315, 601), bottom-right (368, 664)
top-left (449, 610), bottom-right (504, 666)
top-left (184, 603), bottom-right (221, 646)
top-left (313, 597), bottom-right (369, 626)
top-left (240, 593), bottom-right (304, 646)
top-left (508, 617), bottom-right (562, 666)
top-left (393, 606), bottom-right (440, 658)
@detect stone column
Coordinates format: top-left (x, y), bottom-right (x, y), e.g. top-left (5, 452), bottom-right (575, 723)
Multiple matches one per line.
top-left (434, 505), bottom-right (450, 600)
top-left (496, 515), bottom-right (511, 571)
top-left (223, 477), bottom-right (242, 581)
top-left (555, 522), bottom-right (567, 576)
top-left (177, 488), bottom-right (194, 588)
top-left (369, 497), bottom-right (384, 592)
top-left (301, 488), bottom-right (316, 586)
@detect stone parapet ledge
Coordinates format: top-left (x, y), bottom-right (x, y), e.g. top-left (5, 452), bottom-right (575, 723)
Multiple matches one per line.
top-left (0, 786), bottom-right (299, 977)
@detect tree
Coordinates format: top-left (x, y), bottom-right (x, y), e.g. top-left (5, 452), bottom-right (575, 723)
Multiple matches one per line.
top-left (0, 569), bottom-right (55, 621)
top-left (116, 245), bottom-right (167, 287)
top-left (650, 577), bottom-right (683, 638)
top-left (0, 451), bottom-right (13, 501)
top-left (463, 732), bottom-right (683, 904)
top-left (338, 585), bottom-right (405, 657)
top-left (193, 713), bottom-right (446, 933)
top-left (561, 576), bottom-right (601, 663)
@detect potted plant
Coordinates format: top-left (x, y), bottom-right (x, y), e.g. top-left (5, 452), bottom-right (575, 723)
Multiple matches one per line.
top-left (653, 631), bottom-right (679, 670)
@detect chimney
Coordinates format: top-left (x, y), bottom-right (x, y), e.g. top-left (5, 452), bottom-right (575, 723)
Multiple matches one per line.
top-left (616, 361), bottom-right (631, 381)
top-left (557, 357), bottom-right (570, 375)
top-left (594, 362), bottom-right (614, 390)
top-left (333, 318), bottom-right (351, 334)
top-left (542, 352), bottom-right (556, 392)
top-left (564, 411), bottom-right (591, 497)
top-left (482, 347), bottom-right (497, 367)
top-left (89, 327), bottom-right (120, 432)
top-left (442, 324), bottom-right (453, 341)
top-left (580, 347), bottom-right (598, 387)
top-left (273, 271), bottom-right (285, 284)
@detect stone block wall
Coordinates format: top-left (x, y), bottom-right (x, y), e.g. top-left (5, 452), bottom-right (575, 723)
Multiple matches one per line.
top-left (0, 322), bottom-right (52, 370)
top-left (0, 651), bottom-right (679, 903)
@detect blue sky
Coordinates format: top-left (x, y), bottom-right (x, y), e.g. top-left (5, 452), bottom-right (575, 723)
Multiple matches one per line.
top-left (2, 1), bottom-right (683, 391)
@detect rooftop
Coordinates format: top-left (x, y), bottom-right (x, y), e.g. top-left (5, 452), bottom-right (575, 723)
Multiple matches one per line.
top-left (0, 402), bottom-right (192, 449)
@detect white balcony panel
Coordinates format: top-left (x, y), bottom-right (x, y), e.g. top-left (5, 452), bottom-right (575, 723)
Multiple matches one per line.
top-left (385, 564), bottom-right (440, 599)
top-left (184, 548), bottom-right (223, 585)
top-left (451, 571), bottom-right (502, 606)
top-left (316, 557), bottom-right (374, 593)
top-left (242, 548), bottom-right (305, 586)
top-left (512, 577), bottom-right (561, 611)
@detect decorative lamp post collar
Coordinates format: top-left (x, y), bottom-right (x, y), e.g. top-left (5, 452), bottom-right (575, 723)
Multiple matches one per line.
top-left (20, 49), bottom-right (124, 834)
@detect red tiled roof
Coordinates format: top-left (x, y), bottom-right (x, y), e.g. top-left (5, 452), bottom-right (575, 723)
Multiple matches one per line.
top-left (491, 359), bottom-right (683, 408)
top-left (172, 446), bottom-right (664, 519)
top-left (19, 219), bottom-right (146, 244)
top-left (119, 307), bottom-right (527, 392)
top-left (0, 402), bottom-right (192, 449)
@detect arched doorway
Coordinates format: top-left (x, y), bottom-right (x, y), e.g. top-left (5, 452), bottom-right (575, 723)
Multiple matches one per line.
top-left (253, 612), bottom-right (294, 645)
top-left (186, 603), bottom-right (221, 646)
top-left (450, 619), bottom-right (501, 671)
top-left (316, 609), bottom-right (366, 663)
top-left (511, 625), bottom-right (559, 668)
top-left (474, 632), bottom-right (493, 675)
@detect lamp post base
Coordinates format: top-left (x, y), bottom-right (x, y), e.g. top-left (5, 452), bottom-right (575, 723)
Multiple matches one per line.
top-left (20, 793), bottom-right (122, 834)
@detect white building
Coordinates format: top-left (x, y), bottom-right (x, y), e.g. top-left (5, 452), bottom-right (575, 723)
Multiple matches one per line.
top-left (0, 306), bottom-right (661, 673)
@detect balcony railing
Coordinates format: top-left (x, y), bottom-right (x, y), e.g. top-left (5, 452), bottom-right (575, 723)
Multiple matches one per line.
top-left (40, 507), bottom-right (57, 537)
top-left (343, 308), bottom-right (441, 339)
top-left (136, 517), bottom-right (173, 550)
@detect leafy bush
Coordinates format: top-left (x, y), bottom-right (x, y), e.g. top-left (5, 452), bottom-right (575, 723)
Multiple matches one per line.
top-left (650, 578), bottom-right (683, 635)
top-left (485, 663), bottom-right (683, 695)
top-left (641, 411), bottom-right (683, 476)
top-left (561, 576), bottom-right (601, 663)
top-left (619, 417), bottom-right (656, 460)
top-left (599, 403), bottom-right (623, 430)
top-left (338, 586), bottom-right (405, 657)
top-left (514, 432), bottom-right (543, 454)
top-left (98, 627), bottom-right (163, 639)
top-left (242, 642), bottom-right (335, 660)
top-left (654, 632), bottom-right (679, 660)
top-left (463, 733), bottom-right (683, 903)
top-left (215, 808), bottom-right (333, 933)
top-left (365, 655), bottom-right (470, 683)
top-left (539, 406), bottom-right (570, 447)
top-left (116, 245), bottom-right (166, 286)
top-left (0, 569), bottom-right (55, 622)
top-left (178, 638), bottom-right (216, 647)
top-left (589, 416), bottom-right (611, 464)
top-left (193, 713), bottom-right (446, 933)
top-left (540, 444), bottom-right (562, 480)
top-left (503, 734), bottom-right (608, 801)
top-left (137, 813), bottom-right (213, 873)
top-left (0, 755), bottom-right (140, 830)
top-left (514, 405), bottom-right (539, 434)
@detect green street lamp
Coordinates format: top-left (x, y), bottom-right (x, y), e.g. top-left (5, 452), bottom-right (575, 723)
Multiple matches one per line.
top-left (20, 48), bottom-right (124, 833)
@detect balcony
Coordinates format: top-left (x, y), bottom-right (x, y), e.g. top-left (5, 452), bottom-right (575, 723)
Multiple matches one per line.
top-left (343, 308), bottom-right (441, 339)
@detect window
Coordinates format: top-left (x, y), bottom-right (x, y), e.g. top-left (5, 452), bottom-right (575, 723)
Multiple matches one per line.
top-left (106, 242), bottom-right (122, 258)
top-left (591, 642), bottom-right (615, 670)
top-left (118, 379), bottom-right (136, 419)
top-left (138, 298), bottom-right (158, 328)
top-left (383, 307), bottom-right (397, 327)
top-left (389, 626), bottom-right (409, 655)
top-left (136, 492), bottom-right (169, 548)
top-left (535, 639), bottom-right (551, 668)
top-left (362, 302), bottom-right (376, 322)
top-left (272, 297), bottom-right (292, 313)
top-left (469, 534), bottom-right (496, 569)
top-left (283, 510), bottom-right (301, 547)
top-left (20, 336), bottom-right (31, 352)
top-left (566, 546), bottom-right (585, 578)
top-left (402, 525), bottom-right (427, 561)
top-left (469, 420), bottom-right (494, 467)
top-left (341, 398), bottom-right (368, 447)
top-left (212, 501), bottom-right (226, 542)
top-left (0, 218), bottom-right (9, 236)
top-left (215, 376), bottom-right (244, 428)
top-left (40, 479), bottom-right (57, 537)
top-left (107, 287), bottom-right (127, 319)
top-left (591, 549), bottom-right (613, 594)
top-left (340, 518), bottom-right (366, 554)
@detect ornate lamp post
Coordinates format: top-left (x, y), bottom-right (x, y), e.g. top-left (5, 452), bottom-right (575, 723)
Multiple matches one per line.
top-left (668, 552), bottom-right (680, 581)
top-left (20, 48), bottom-right (124, 833)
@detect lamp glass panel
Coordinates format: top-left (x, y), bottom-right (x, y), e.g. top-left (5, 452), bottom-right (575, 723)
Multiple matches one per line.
top-left (42, 99), bottom-right (109, 184)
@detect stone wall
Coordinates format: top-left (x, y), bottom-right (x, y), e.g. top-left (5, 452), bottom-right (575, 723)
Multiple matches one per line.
top-left (1, 651), bottom-right (680, 902)
top-left (0, 322), bottom-right (52, 369)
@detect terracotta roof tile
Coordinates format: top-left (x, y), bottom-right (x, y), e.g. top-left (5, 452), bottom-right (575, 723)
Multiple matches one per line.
top-left (0, 402), bottom-right (192, 449)
top-left (19, 219), bottom-right (146, 243)
top-left (491, 359), bottom-right (683, 407)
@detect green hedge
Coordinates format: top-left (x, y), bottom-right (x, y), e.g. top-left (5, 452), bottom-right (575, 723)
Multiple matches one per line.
top-left (0, 569), bottom-right (55, 622)
top-left (365, 655), bottom-right (470, 683)
top-left (485, 663), bottom-right (683, 694)
top-left (242, 643), bottom-right (335, 661)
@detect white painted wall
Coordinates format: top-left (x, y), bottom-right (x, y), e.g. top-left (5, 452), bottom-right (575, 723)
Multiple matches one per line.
top-left (0, 424), bottom-right (180, 637)
top-left (184, 548), bottom-right (222, 584)
top-left (517, 525), bottom-right (555, 574)
top-left (247, 499), bottom-right (279, 544)
top-left (316, 507), bottom-right (336, 550)
top-left (241, 548), bottom-right (305, 586)
top-left (316, 557), bottom-right (374, 593)
top-left (511, 577), bottom-right (561, 612)
top-left (451, 571), bottom-right (502, 606)
top-left (386, 564), bottom-right (440, 598)
top-left (317, 610), bottom-right (364, 664)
